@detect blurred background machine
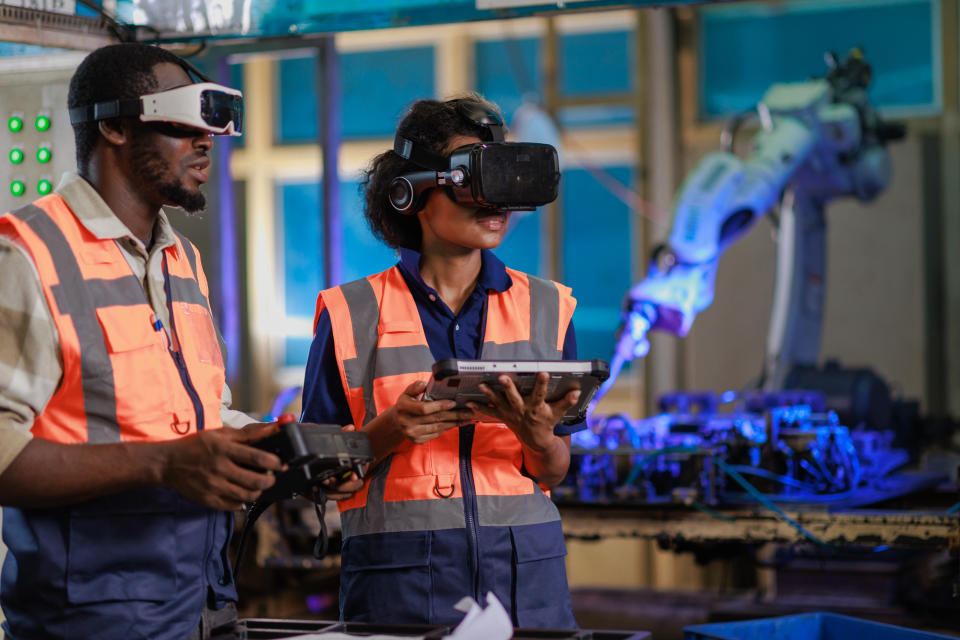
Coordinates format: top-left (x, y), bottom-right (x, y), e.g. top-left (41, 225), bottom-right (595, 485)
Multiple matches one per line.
top-left (566, 49), bottom-right (932, 516)
top-left (553, 48), bottom-right (959, 638)
top-left (560, 49), bottom-right (953, 530)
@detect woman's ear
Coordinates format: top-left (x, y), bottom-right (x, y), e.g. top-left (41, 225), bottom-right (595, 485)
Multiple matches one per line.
top-left (97, 118), bottom-right (128, 146)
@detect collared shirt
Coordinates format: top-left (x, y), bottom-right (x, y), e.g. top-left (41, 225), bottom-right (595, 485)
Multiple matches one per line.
top-left (0, 172), bottom-right (250, 475)
top-left (301, 247), bottom-right (583, 435)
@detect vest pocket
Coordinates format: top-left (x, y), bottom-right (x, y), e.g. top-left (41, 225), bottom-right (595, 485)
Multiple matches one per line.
top-left (95, 306), bottom-right (172, 428)
top-left (340, 531), bottom-right (432, 623)
top-left (509, 522), bottom-right (576, 629)
top-left (66, 490), bottom-right (178, 604)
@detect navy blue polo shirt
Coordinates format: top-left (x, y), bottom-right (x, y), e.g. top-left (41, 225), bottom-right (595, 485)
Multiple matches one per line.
top-left (300, 247), bottom-right (584, 435)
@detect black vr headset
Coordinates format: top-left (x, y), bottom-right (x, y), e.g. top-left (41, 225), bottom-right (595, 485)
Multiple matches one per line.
top-left (388, 101), bottom-right (560, 214)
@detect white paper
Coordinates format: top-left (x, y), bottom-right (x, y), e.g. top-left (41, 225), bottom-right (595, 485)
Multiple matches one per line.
top-left (285, 635), bottom-right (424, 640)
top-left (445, 592), bottom-right (513, 640)
top-left (282, 591), bottom-right (512, 640)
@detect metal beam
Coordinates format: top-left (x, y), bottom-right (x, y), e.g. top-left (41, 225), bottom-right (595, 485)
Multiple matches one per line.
top-left (560, 506), bottom-right (959, 549)
top-left (317, 36), bottom-right (343, 289)
top-left (0, 6), bottom-right (115, 50)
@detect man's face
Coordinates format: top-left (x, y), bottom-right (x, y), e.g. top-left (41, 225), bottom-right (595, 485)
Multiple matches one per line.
top-left (127, 62), bottom-right (213, 214)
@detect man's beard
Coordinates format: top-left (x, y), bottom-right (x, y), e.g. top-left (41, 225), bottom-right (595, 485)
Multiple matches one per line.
top-left (130, 137), bottom-right (206, 214)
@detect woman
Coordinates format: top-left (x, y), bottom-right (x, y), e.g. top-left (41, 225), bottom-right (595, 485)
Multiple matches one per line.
top-left (301, 95), bottom-right (582, 629)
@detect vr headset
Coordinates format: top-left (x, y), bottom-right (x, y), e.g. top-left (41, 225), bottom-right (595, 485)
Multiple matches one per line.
top-left (70, 81), bottom-right (243, 137)
top-left (388, 101), bottom-right (560, 214)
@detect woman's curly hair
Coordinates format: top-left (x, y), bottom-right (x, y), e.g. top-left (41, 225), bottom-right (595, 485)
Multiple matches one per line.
top-left (361, 93), bottom-right (504, 250)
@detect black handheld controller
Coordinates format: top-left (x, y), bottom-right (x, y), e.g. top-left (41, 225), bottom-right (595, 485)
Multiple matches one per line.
top-left (251, 421), bottom-right (372, 504)
top-left (233, 421), bottom-right (372, 584)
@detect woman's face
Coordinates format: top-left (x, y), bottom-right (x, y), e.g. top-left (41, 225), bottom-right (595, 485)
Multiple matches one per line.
top-left (416, 135), bottom-right (511, 256)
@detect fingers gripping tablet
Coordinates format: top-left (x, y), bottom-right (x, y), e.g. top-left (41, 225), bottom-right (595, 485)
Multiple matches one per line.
top-left (424, 359), bottom-right (610, 424)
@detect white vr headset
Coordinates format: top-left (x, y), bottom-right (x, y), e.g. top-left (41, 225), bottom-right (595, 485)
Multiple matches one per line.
top-left (70, 82), bottom-right (243, 137)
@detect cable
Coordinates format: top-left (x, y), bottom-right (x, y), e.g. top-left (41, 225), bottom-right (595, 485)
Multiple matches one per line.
top-left (311, 485), bottom-right (330, 558)
top-left (691, 500), bottom-right (736, 523)
top-left (496, 24), bottom-right (671, 227)
top-left (725, 465), bottom-right (819, 491)
top-left (623, 445), bottom-right (703, 488)
top-left (75, 0), bottom-right (135, 42)
top-left (714, 457), bottom-right (888, 553)
top-left (619, 445), bottom-right (888, 552)
top-left (712, 456), bottom-right (831, 548)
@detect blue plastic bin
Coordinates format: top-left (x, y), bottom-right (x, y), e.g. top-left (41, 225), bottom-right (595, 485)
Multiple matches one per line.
top-left (684, 613), bottom-right (957, 640)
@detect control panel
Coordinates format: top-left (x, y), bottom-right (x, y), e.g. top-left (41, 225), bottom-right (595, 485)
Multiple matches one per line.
top-left (0, 61), bottom-right (76, 212)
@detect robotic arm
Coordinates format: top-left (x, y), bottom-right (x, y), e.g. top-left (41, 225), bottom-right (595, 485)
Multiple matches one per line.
top-left (596, 50), bottom-right (904, 405)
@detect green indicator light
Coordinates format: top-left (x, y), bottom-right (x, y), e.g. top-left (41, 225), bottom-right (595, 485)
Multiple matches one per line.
top-left (37, 179), bottom-right (52, 195)
top-left (35, 115), bottom-right (51, 132)
top-left (8, 116), bottom-right (22, 133)
top-left (10, 180), bottom-right (25, 197)
top-left (37, 147), bottom-right (52, 164)
top-left (9, 148), bottom-right (23, 164)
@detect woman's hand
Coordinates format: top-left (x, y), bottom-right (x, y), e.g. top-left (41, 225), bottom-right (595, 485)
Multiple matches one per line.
top-left (390, 380), bottom-right (475, 445)
top-left (468, 372), bottom-right (579, 451)
top-left (468, 372), bottom-right (577, 489)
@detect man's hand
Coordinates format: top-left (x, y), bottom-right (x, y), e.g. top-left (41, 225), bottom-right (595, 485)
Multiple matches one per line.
top-left (158, 421), bottom-right (286, 511)
top-left (320, 424), bottom-right (366, 500)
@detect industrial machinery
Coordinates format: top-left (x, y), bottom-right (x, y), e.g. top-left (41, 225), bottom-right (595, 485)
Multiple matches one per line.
top-left (561, 390), bottom-right (913, 509)
top-left (568, 50), bottom-right (932, 520)
top-left (595, 48), bottom-right (905, 401)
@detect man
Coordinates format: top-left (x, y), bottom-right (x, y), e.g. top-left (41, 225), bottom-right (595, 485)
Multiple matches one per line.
top-left (0, 43), bottom-right (359, 639)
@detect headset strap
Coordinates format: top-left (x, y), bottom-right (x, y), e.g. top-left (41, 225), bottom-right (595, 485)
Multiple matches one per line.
top-left (393, 135), bottom-right (448, 172)
top-left (69, 99), bottom-right (141, 124)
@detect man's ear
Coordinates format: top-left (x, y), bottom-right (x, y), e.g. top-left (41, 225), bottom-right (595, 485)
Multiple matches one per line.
top-left (97, 118), bottom-right (128, 146)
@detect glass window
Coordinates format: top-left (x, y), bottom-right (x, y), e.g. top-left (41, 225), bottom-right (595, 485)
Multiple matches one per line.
top-left (276, 46), bottom-right (435, 144)
top-left (493, 210), bottom-right (542, 276)
top-left (276, 178), bottom-right (397, 367)
top-left (475, 37), bottom-right (541, 124)
top-left (700, 0), bottom-right (938, 118)
top-left (561, 166), bottom-right (633, 361)
top-left (475, 32), bottom-right (634, 129)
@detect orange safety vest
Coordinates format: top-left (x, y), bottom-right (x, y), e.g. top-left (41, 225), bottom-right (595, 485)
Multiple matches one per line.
top-left (0, 196), bottom-right (225, 444)
top-left (315, 265), bottom-right (576, 540)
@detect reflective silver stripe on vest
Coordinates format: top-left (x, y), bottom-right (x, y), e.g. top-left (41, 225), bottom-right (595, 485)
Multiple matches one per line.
top-left (170, 230), bottom-right (225, 360)
top-left (51, 275), bottom-right (143, 310)
top-left (340, 455), bottom-right (467, 538)
top-left (527, 274), bottom-right (561, 356)
top-left (169, 230), bottom-right (212, 311)
top-left (481, 274), bottom-right (562, 360)
top-left (11, 205), bottom-right (122, 443)
top-left (339, 278), bottom-right (380, 425)
top-left (169, 275), bottom-right (209, 308)
top-left (374, 343), bottom-right (435, 379)
top-left (476, 490), bottom-right (561, 527)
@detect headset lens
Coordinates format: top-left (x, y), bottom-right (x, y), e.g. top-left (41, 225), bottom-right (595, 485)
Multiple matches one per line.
top-left (201, 90), bottom-right (243, 133)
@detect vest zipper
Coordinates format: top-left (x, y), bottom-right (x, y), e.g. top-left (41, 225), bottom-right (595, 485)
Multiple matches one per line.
top-left (163, 256), bottom-right (206, 432)
top-left (459, 424), bottom-right (480, 601)
top-left (463, 295), bottom-right (489, 600)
